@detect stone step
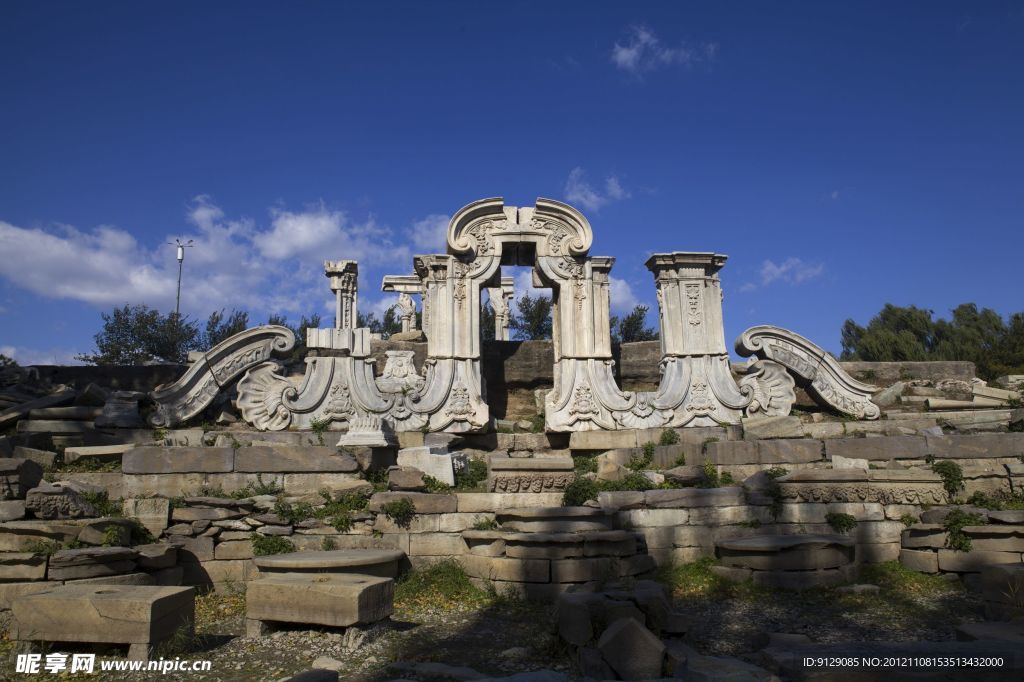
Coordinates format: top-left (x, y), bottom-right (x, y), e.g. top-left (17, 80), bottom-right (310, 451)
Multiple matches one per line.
top-left (496, 506), bottom-right (615, 533)
top-left (716, 534), bottom-right (855, 572)
top-left (253, 548), bottom-right (406, 578)
top-left (246, 573), bottom-right (393, 634)
top-left (63, 443), bottom-right (136, 464)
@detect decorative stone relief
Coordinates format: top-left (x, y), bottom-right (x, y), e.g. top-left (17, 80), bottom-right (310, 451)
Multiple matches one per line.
top-left (149, 325), bottom-right (295, 428)
top-left (736, 326), bottom-right (881, 420)
top-left (737, 358), bottom-right (797, 417)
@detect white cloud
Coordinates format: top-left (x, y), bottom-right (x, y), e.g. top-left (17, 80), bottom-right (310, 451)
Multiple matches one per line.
top-left (254, 204), bottom-right (346, 260)
top-left (611, 25), bottom-right (718, 76)
top-left (0, 344), bottom-right (82, 366)
top-left (609, 276), bottom-right (641, 314)
top-left (407, 214), bottom-right (450, 254)
top-left (564, 167), bottom-right (630, 212)
top-left (740, 257), bottom-right (825, 292)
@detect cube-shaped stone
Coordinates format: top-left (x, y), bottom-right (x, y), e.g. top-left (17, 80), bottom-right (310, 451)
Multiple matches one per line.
top-left (246, 573), bottom-right (393, 629)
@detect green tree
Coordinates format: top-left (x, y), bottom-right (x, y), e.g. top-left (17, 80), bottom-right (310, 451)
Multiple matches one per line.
top-left (480, 300), bottom-right (496, 341)
top-left (510, 293), bottom-right (553, 340)
top-left (203, 308), bottom-right (249, 349)
top-left (841, 303), bottom-right (1024, 380)
top-left (77, 304), bottom-right (201, 365)
top-left (358, 307), bottom-right (403, 338)
top-left (610, 304), bottom-right (659, 344)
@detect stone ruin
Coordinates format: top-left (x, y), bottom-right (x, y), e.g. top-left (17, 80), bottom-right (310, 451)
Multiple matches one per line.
top-left (149, 196), bottom-right (881, 437)
top-left (1, 198), bottom-right (1024, 679)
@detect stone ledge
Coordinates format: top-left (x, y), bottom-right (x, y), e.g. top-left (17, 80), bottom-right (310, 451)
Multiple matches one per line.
top-left (122, 447), bottom-right (234, 474)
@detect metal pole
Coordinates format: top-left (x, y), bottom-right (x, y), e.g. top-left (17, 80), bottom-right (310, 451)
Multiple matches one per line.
top-left (175, 257), bottom-right (183, 318)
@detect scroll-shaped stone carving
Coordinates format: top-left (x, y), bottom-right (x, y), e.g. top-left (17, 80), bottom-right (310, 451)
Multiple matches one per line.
top-left (778, 469), bottom-right (945, 505)
top-left (149, 325), bottom-right (295, 427)
top-left (735, 325), bottom-right (880, 420)
top-left (737, 358), bottom-right (797, 417)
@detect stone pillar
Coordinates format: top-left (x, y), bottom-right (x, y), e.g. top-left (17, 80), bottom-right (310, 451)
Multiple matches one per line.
top-left (645, 252), bottom-right (751, 426)
top-left (325, 260), bottom-right (358, 330)
top-left (486, 276), bottom-right (515, 341)
top-left (397, 292), bottom-right (416, 333)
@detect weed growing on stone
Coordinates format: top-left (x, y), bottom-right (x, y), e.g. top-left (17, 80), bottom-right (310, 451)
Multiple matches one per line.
top-left (381, 498), bottom-right (416, 528)
top-left (83, 491), bottom-right (123, 517)
top-left (659, 428), bottom-right (680, 446)
top-left (365, 468), bottom-right (390, 492)
top-left (52, 456), bottom-right (120, 473)
top-left (859, 561), bottom-right (961, 596)
top-left (471, 517), bottom-right (499, 530)
top-left (252, 534), bottom-right (296, 556)
top-left (943, 508), bottom-right (987, 552)
top-left (900, 513), bottom-right (919, 528)
top-left (931, 460), bottom-right (964, 500)
top-left (530, 414), bottom-right (546, 433)
top-left (562, 477), bottom-right (598, 506)
top-left (572, 455), bottom-right (598, 475)
top-left (966, 489), bottom-right (1024, 511)
top-left (236, 473), bottom-right (285, 497)
top-left (825, 512), bottom-right (858, 534)
top-left (454, 458), bottom-right (489, 490)
top-left (423, 475), bottom-right (451, 493)
top-left (321, 536), bottom-right (337, 551)
top-left (309, 416), bottom-right (330, 445)
top-left (317, 490), bottom-right (370, 531)
top-left (630, 444), bottom-right (655, 471)
top-left (698, 458), bottom-right (733, 488)
top-left (394, 558), bottom-right (489, 611)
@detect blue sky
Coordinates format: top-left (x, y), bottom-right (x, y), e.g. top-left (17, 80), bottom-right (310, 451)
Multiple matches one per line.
top-left (1, 1), bottom-right (1022, 364)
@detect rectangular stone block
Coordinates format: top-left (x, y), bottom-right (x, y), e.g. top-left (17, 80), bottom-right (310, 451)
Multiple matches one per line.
top-left (926, 434), bottom-right (1024, 460)
top-left (550, 558), bottom-right (612, 583)
top-left (569, 430), bottom-right (640, 450)
top-left (214, 540), bottom-right (253, 560)
top-left (756, 439), bottom-right (823, 464)
top-left (704, 440), bottom-right (759, 465)
top-left (369, 492), bottom-right (457, 514)
top-left (16, 419), bottom-right (96, 434)
top-left (981, 564), bottom-right (1024, 608)
top-left (644, 487), bottom-right (744, 508)
top-left (281, 474), bottom-right (370, 497)
top-left (11, 584), bottom-right (195, 645)
top-left (0, 553), bottom-right (47, 582)
top-left (672, 547), bottom-right (711, 564)
top-left (851, 521), bottom-right (905, 544)
top-left (247, 573), bottom-right (393, 628)
top-left (0, 500), bottom-right (26, 522)
top-left (0, 520), bottom-right (82, 551)
top-left (122, 447), bottom-right (234, 474)
top-left (825, 436), bottom-right (928, 462)
top-left (801, 423), bottom-right (847, 439)
top-left (774, 502), bottom-right (885, 524)
top-left (397, 447), bottom-right (455, 486)
top-left (937, 549), bottom-right (1023, 573)
top-left (686, 506), bottom-right (773, 526)
top-left (456, 492), bottom-right (564, 512)
top-left (597, 491), bottom-right (646, 511)
top-left (650, 442), bottom-right (703, 468)
top-left (460, 555), bottom-right (549, 583)
top-left (742, 416), bottom-right (804, 439)
top-left (234, 446), bottom-right (359, 473)
top-left (856, 543), bottom-right (900, 563)
top-left (181, 558), bottom-right (256, 587)
top-left (122, 497), bottom-right (170, 538)
top-left (0, 581), bottom-right (61, 609)
top-left (409, 532), bottom-right (466, 556)
top-left (901, 525), bottom-right (946, 550)
top-left (0, 458), bottom-right (44, 501)
top-left (438, 513), bottom-right (496, 533)
top-left (619, 508), bottom-right (689, 528)
top-left (169, 536), bottom-right (215, 563)
top-left (372, 513), bottom-right (440, 534)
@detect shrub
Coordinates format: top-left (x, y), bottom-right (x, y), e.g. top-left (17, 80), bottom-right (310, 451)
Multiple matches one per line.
top-left (316, 490), bottom-right (370, 532)
top-left (381, 498), bottom-right (416, 528)
top-left (471, 517), bottom-right (499, 531)
top-left (629, 444), bottom-right (655, 471)
top-left (944, 508), bottom-right (987, 552)
top-left (394, 558), bottom-right (489, 610)
top-left (659, 429), bottom-right (680, 446)
top-left (83, 491), bottom-right (123, 517)
top-left (309, 416), bottom-right (330, 445)
top-left (573, 455), bottom-right (598, 474)
top-left (233, 474), bottom-right (284, 498)
top-left (966, 489), bottom-right (1024, 511)
top-left (931, 460), bottom-right (964, 500)
top-left (321, 537), bottom-right (337, 551)
top-left (252, 535), bottom-right (295, 556)
top-left (273, 498), bottom-right (315, 525)
top-left (454, 458), bottom-right (489, 490)
top-left (562, 477), bottom-right (599, 506)
top-left (825, 512), bottom-right (857, 534)
top-left (422, 475), bottom-right (451, 493)
top-left (699, 458), bottom-right (733, 487)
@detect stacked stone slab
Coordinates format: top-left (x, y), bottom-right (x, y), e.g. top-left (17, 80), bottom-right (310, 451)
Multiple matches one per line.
top-left (245, 549), bottom-right (403, 636)
top-left (11, 584), bottom-right (195, 661)
top-left (459, 507), bottom-right (655, 599)
top-left (712, 534), bottom-right (857, 589)
top-left (899, 508), bottom-right (1024, 575)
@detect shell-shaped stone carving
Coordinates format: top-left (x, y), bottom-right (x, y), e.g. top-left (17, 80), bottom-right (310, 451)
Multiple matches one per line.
top-left (236, 362), bottom-right (296, 431)
top-left (738, 358), bottom-right (797, 417)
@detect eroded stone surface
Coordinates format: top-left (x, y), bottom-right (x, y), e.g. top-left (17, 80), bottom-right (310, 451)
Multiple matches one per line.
top-left (246, 573), bottom-right (393, 629)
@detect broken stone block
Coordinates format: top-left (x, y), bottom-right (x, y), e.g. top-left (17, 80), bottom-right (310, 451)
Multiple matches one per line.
top-left (245, 573), bottom-right (393, 631)
top-left (664, 465), bottom-right (705, 486)
top-left (396, 446), bottom-right (455, 486)
top-left (11, 584), bottom-right (194, 661)
top-left (12, 446), bottom-right (57, 469)
top-left (0, 520), bottom-right (82, 551)
top-left (0, 500), bottom-right (27, 522)
top-left (135, 543), bottom-right (177, 570)
top-left (0, 552), bottom-right (48, 582)
top-left (76, 518), bottom-right (134, 546)
top-left (254, 548), bottom-right (405, 578)
top-left (25, 483), bottom-right (98, 519)
top-left (123, 497), bottom-right (170, 537)
top-left (388, 466), bottom-right (426, 491)
top-left (95, 390), bottom-right (146, 428)
top-left (596, 618), bottom-right (665, 680)
top-left (0, 458), bottom-right (44, 501)
top-left (47, 546), bottom-right (139, 580)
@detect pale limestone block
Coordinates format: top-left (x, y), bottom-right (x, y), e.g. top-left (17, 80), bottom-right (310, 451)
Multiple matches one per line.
top-left (619, 508), bottom-right (689, 528)
top-left (455, 492), bottom-right (564, 512)
top-left (123, 497), bottom-right (170, 538)
top-left (459, 555), bottom-right (549, 583)
top-left (409, 533), bottom-right (466, 556)
top-left (438, 513), bottom-right (495, 532)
